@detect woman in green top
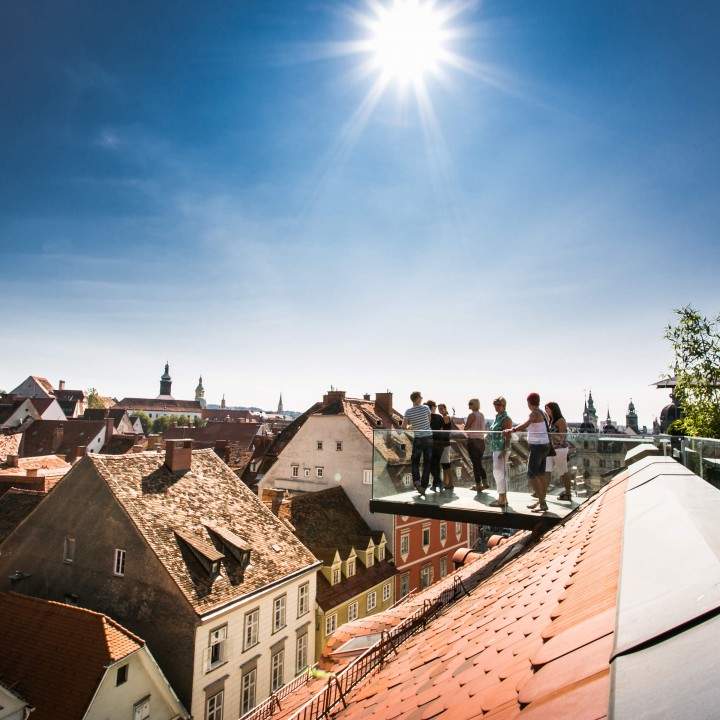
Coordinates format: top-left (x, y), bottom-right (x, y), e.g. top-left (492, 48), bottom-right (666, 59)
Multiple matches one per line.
top-left (488, 397), bottom-right (513, 509)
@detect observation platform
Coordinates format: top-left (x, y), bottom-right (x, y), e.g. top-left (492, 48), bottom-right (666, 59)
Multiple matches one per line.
top-left (369, 486), bottom-right (576, 531)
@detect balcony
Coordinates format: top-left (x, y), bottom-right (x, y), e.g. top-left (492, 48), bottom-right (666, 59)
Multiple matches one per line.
top-left (370, 429), bottom-right (719, 530)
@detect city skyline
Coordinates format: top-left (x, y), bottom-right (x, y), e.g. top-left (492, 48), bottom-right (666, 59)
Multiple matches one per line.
top-left (2, 1), bottom-right (718, 431)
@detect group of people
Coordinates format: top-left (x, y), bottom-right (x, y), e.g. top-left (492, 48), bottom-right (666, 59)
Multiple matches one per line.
top-left (403, 391), bottom-right (572, 514)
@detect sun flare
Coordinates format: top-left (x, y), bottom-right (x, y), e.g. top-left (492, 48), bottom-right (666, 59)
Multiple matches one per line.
top-left (367, 0), bottom-right (448, 86)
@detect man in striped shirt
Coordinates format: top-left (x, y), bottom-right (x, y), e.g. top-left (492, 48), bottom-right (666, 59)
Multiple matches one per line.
top-left (404, 391), bottom-right (432, 496)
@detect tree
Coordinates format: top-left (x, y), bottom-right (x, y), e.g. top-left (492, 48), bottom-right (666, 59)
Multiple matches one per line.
top-left (86, 388), bottom-right (106, 409)
top-left (134, 411), bottom-right (152, 434)
top-left (665, 305), bottom-right (720, 438)
top-left (151, 415), bottom-right (174, 433)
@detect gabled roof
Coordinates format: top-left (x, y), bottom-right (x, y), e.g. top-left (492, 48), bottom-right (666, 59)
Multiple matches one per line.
top-left (163, 422), bottom-right (259, 448)
top-left (0, 592), bottom-right (142, 720)
top-left (82, 449), bottom-right (318, 615)
top-left (0, 488), bottom-right (46, 544)
top-left (54, 388), bottom-right (85, 402)
top-left (19, 420), bottom-right (105, 457)
top-left (82, 407), bottom-right (130, 426)
top-left (28, 397), bottom-right (59, 415)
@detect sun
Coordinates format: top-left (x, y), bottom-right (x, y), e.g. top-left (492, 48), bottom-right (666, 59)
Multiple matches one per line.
top-left (366, 0), bottom-right (448, 86)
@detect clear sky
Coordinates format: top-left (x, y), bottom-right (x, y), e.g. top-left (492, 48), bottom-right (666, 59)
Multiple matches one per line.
top-left (2, 1), bottom-right (719, 427)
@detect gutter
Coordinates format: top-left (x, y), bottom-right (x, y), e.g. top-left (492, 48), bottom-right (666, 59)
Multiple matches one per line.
top-left (200, 560), bottom-right (323, 621)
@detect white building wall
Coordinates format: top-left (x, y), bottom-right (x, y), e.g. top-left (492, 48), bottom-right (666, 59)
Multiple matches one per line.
top-left (9, 377), bottom-right (53, 399)
top-left (189, 567), bottom-right (317, 720)
top-left (259, 415), bottom-right (395, 552)
top-left (86, 648), bottom-right (186, 720)
top-left (39, 399), bottom-right (68, 421)
top-left (0, 399), bottom-right (38, 429)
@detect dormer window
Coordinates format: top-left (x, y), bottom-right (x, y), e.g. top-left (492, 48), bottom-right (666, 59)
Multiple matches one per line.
top-left (366, 551), bottom-right (374, 568)
top-left (377, 545), bottom-right (385, 562)
top-left (332, 567), bottom-right (342, 585)
top-left (174, 529), bottom-right (224, 578)
top-left (346, 558), bottom-right (356, 577)
top-left (205, 524), bottom-right (251, 573)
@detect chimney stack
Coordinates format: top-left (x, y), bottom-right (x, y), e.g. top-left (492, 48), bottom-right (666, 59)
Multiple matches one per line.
top-left (261, 488), bottom-right (285, 516)
top-left (58, 380), bottom-right (66, 391)
top-left (146, 434), bottom-right (161, 451)
top-left (375, 392), bottom-right (393, 417)
top-left (104, 417), bottom-right (115, 446)
top-left (363, 393), bottom-right (371, 401)
top-left (323, 389), bottom-right (346, 407)
top-left (6, 454), bottom-right (19, 468)
top-left (26, 468), bottom-right (39, 478)
top-left (165, 439), bottom-right (193, 473)
top-left (68, 445), bottom-right (87, 463)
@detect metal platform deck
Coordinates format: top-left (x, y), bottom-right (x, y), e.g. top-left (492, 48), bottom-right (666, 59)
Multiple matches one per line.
top-left (369, 486), bottom-right (578, 531)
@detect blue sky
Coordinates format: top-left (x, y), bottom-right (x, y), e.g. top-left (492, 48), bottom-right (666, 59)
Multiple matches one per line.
top-left (2, 0), bottom-right (719, 426)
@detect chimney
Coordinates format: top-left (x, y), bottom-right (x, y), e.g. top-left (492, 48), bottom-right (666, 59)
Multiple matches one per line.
top-left (278, 498), bottom-right (293, 523)
top-left (165, 439), bottom-right (193, 473)
top-left (147, 434), bottom-right (161, 451)
top-left (6, 454), bottom-right (19, 468)
top-left (104, 417), bottom-right (115, 445)
top-left (74, 445), bottom-right (87, 462)
top-left (363, 393), bottom-right (371, 401)
top-left (26, 468), bottom-right (39, 478)
top-left (322, 389), bottom-right (346, 406)
top-left (52, 425), bottom-right (64, 452)
top-left (375, 392), bottom-right (393, 416)
top-left (58, 380), bottom-right (66, 391)
top-left (261, 488), bottom-right (285, 516)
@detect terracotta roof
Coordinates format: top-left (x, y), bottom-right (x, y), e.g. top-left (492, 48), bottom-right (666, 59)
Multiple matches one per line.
top-left (0, 592), bottom-right (142, 720)
top-left (19, 420), bottom-right (105, 457)
top-left (82, 408), bottom-right (129, 426)
top-left (102, 433), bottom-right (143, 454)
top-left (0, 488), bottom-right (45, 544)
top-left (316, 561), bottom-right (396, 611)
top-left (202, 408), bottom-right (256, 422)
top-left (294, 474), bottom-right (629, 720)
top-left (0, 432), bottom-right (21, 461)
top-left (54, 388), bottom-right (85, 402)
top-left (163, 422), bottom-right (259, 448)
top-left (116, 397), bottom-right (202, 412)
top-left (83, 449), bottom-right (318, 615)
top-left (0, 454), bottom-right (70, 476)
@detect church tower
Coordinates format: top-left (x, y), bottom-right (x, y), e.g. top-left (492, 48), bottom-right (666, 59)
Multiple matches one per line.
top-left (221, 394), bottom-right (226, 409)
top-left (626, 399), bottom-right (639, 433)
top-left (195, 376), bottom-right (206, 409)
top-left (158, 362), bottom-right (173, 398)
top-left (587, 390), bottom-right (598, 426)
top-left (277, 393), bottom-right (284, 414)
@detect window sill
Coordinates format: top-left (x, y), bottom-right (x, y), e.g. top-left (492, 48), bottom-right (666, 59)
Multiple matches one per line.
top-left (271, 625), bottom-right (287, 636)
top-left (206, 660), bottom-right (228, 675)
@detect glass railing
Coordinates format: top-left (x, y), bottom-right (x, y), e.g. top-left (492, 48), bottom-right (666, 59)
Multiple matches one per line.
top-left (680, 436), bottom-right (720, 489)
top-left (371, 429), bottom-right (673, 516)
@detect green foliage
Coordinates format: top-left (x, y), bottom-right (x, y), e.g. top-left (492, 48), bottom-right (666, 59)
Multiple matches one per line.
top-left (151, 415), bottom-right (174, 433)
top-left (134, 411), bottom-right (152, 434)
top-left (86, 388), bottom-right (105, 409)
top-left (193, 416), bottom-right (207, 428)
top-left (665, 305), bottom-right (720, 439)
top-left (149, 414), bottom-right (204, 433)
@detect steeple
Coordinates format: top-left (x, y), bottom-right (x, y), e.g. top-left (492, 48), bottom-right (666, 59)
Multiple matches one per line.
top-left (158, 362), bottom-right (173, 398)
top-left (221, 394), bottom-right (226, 409)
top-left (626, 398), bottom-right (639, 433)
top-left (277, 393), bottom-right (284, 414)
top-left (195, 375), bottom-right (206, 409)
top-left (586, 390), bottom-right (598, 425)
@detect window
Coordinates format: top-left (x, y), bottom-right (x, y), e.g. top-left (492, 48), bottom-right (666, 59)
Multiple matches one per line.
top-left (400, 573), bottom-right (410, 598)
top-left (316, 466), bottom-right (324, 478)
top-left (271, 648), bottom-right (285, 693)
top-left (400, 534), bottom-right (410, 557)
top-left (402, 474), bottom-right (412, 487)
top-left (298, 582), bottom-right (310, 617)
top-left (346, 558), bottom-right (356, 577)
top-left (291, 465), bottom-right (299, 478)
top-left (377, 545), bottom-right (385, 561)
top-left (325, 613), bottom-right (337, 636)
top-left (367, 590), bottom-right (377, 611)
top-left (63, 535), bottom-right (75, 564)
top-left (347, 601), bottom-right (358, 622)
top-left (113, 548), bottom-right (126, 577)
top-left (317, 441), bottom-right (323, 450)
top-left (116, 664), bottom-right (128, 686)
top-left (332, 567), bottom-right (342, 585)
top-left (455, 522), bottom-right (462, 540)
top-left (206, 690), bottom-right (223, 720)
top-left (133, 697), bottom-right (151, 720)
top-left (422, 527), bottom-right (430, 549)
top-left (439, 522), bottom-right (447, 543)
top-left (273, 595), bottom-right (287, 632)
top-left (208, 625), bottom-right (227, 670)
top-left (296, 632), bottom-right (309, 673)
top-left (420, 564), bottom-right (434, 589)
top-left (382, 582), bottom-right (392, 602)
top-left (304, 468), bottom-right (310, 477)
top-left (244, 608), bottom-right (260, 650)
top-left (366, 551), bottom-right (374, 568)
top-left (455, 466), bottom-right (462, 479)
top-left (336, 441), bottom-right (343, 451)
top-left (363, 469), bottom-right (372, 485)
top-left (440, 556), bottom-right (448, 578)
top-left (241, 668), bottom-right (256, 715)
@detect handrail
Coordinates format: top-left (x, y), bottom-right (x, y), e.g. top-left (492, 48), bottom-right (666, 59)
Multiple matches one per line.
top-left (240, 664), bottom-right (318, 720)
top-left (281, 576), bottom-right (468, 720)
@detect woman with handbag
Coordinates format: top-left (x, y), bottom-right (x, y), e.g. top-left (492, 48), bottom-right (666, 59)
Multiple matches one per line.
top-left (505, 392), bottom-right (554, 512)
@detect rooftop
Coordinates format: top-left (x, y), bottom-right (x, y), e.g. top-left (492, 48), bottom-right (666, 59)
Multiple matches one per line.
top-left (19, 419), bottom-right (106, 457)
top-left (0, 488), bottom-right (46, 544)
top-left (266, 454), bottom-right (720, 720)
top-left (0, 592), bottom-right (142, 720)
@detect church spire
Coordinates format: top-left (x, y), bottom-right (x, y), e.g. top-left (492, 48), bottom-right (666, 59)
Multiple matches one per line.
top-left (158, 362), bottom-right (173, 398)
top-left (195, 375), bottom-right (206, 408)
top-left (221, 394), bottom-right (226, 409)
top-left (277, 393), bottom-right (284, 414)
